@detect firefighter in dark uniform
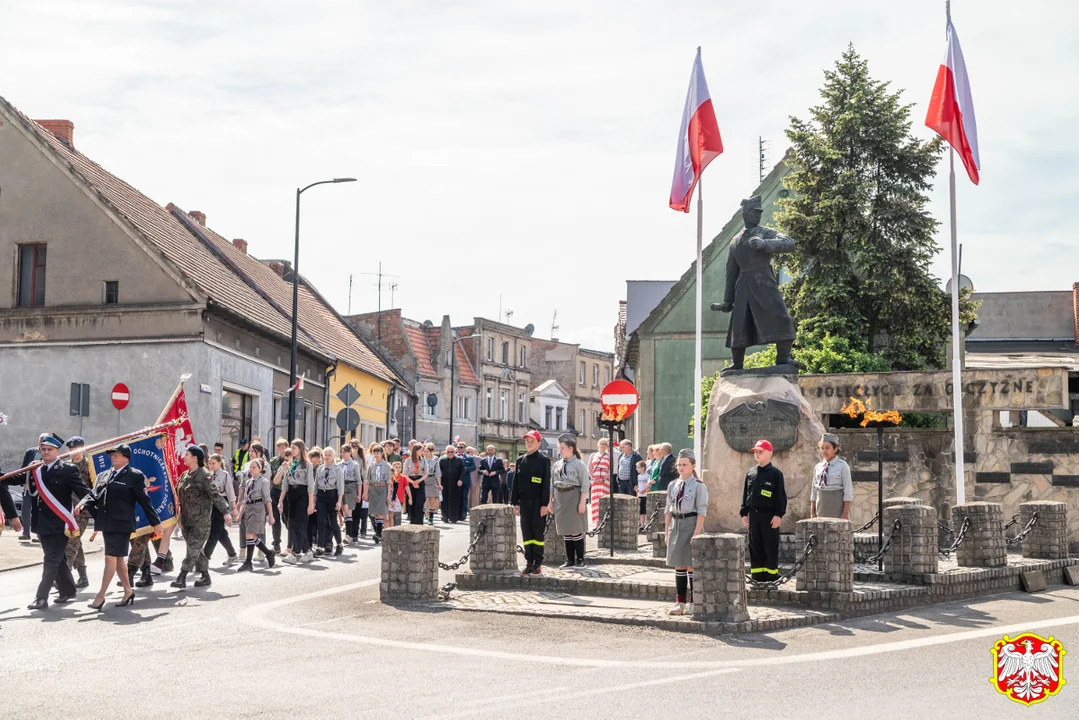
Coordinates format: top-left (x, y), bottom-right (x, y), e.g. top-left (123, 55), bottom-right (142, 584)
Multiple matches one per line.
top-left (512, 430), bottom-right (551, 576)
top-left (739, 439), bottom-right (787, 582)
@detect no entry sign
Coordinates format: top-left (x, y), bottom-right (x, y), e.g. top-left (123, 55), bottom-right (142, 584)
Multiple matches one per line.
top-left (600, 380), bottom-right (639, 422)
top-left (111, 383), bottom-right (130, 411)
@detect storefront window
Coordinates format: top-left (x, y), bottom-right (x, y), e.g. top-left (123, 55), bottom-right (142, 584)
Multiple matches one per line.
top-left (221, 389), bottom-right (257, 457)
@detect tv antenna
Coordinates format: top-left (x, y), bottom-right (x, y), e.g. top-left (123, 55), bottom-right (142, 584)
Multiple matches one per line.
top-left (759, 136), bottom-right (768, 184)
top-left (357, 262), bottom-right (400, 338)
top-left (550, 309), bottom-right (559, 339)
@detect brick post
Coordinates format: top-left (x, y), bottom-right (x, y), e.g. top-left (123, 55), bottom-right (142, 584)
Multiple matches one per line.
top-left (543, 513), bottom-right (566, 565)
top-left (952, 502), bottom-right (1006, 568)
top-left (598, 495), bottom-right (638, 551)
top-left (883, 497), bottom-right (919, 509)
top-left (645, 491), bottom-right (667, 540)
top-left (469, 504), bottom-right (517, 572)
top-left (1019, 501), bottom-right (1069, 560)
top-left (883, 504), bottom-right (938, 579)
top-left (796, 518), bottom-right (853, 592)
top-left (691, 534), bottom-right (750, 623)
top-left (379, 525), bottom-right (439, 602)
top-left (653, 531), bottom-right (667, 559)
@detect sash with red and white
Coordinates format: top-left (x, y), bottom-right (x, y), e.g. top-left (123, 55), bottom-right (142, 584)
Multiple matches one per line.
top-left (34, 465), bottom-right (80, 537)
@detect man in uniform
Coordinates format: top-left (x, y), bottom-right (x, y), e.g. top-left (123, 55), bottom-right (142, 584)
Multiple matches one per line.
top-left (739, 439), bottom-right (787, 582)
top-left (172, 446), bottom-right (231, 590)
top-left (512, 430), bottom-right (551, 576)
top-left (63, 437), bottom-right (93, 589)
top-left (27, 433), bottom-right (89, 610)
top-left (232, 438), bottom-right (250, 478)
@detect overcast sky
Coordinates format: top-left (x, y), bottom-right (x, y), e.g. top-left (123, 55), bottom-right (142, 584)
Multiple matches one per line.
top-left (2, 1), bottom-right (1076, 352)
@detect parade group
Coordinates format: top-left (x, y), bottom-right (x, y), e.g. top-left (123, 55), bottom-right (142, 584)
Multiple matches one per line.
top-left (1, 425), bottom-right (855, 618)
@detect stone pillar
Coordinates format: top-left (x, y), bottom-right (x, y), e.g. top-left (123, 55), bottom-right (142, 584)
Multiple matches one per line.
top-left (598, 495), bottom-right (638, 551)
top-left (653, 531), bottom-right (667, 559)
top-left (795, 518), bottom-right (853, 592)
top-left (469, 504), bottom-right (517, 572)
top-left (379, 525), bottom-right (439, 602)
top-left (645, 491), bottom-right (667, 540)
top-left (1019, 501), bottom-right (1069, 560)
top-left (883, 497), bottom-right (919, 509)
top-left (882, 504), bottom-right (938, 578)
top-left (952, 502), bottom-right (1006, 568)
top-left (691, 533), bottom-right (750, 622)
top-left (544, 513), bottom-right (566, 565)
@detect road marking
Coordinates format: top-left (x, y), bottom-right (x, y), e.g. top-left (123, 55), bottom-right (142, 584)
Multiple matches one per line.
top-left (237, 577), bottom-right (1079, 669)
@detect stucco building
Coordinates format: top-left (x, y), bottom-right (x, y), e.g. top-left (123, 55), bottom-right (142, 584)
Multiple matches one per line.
top-left (530, 340), bottom-right (614, 457)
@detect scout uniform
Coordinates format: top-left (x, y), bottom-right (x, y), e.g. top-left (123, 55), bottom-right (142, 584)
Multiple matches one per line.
top-left (551, 452), bottom-right (590, 568)
top-left (811, 433), bottom-right (852, 519)
top-left (366, 460), bottom-right (393, 543)
top-left (204, 465), bottom-right (238, 564)
top-left (340, 457), bottom-right (360, 540)
top-left (421, 454), bottom-right (441, 525)
top-left (740, 447), bottom-right (787, 582)
top-left (237, 472), bottom-right (275, 571)
top-left (665, 450), bottom-right (708, 611)
top-left (171, 448), bottom-right (230, 589)
top-left (315, 461), bottom-right (344, 554)
top-left (511, 435), bottom-right (551, 575)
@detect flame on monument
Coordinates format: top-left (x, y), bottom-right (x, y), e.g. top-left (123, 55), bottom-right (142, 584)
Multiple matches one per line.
top-left (841, 396), bottom-right (902, 427)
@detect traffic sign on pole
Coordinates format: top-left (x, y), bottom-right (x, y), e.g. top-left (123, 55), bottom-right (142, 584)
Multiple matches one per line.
top-left (600, 380), bottom-right (639, 422)
top-left (111, 383), bottom-right (130, 410)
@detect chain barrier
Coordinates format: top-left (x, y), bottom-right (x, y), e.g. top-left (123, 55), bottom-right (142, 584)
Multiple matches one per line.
top-left (854, 513), bottom-right (879, 533)
top-left (938, 521), bottom-right (955, 537)
top-left (1003, 514), bottom-right (1020, 532)
top-left (640, 507), bottom-right (661, 535)
top-left (854, 518), bottom-right (902, 564)
top-left (1006, 511), bottom-right (1038, 546)
top-left (438, 582), bottom-right (457, 600)
top-left (938, 516), bottom-right (970, 558)
top-left (585, 508), bottom-right (611, 538)
top-left (516, 514), bottom-right (555, 556)
top-left (745, 534), bottom-right (816, 589)
top-left (437, 522), bottom-right (487, 571)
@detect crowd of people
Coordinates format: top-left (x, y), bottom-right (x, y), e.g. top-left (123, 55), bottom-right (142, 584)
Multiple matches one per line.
top-left (0, 426), bottom-right (853, 619)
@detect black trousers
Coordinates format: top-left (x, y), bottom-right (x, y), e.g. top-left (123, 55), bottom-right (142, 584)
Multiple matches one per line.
top-left (287, 485), bottom-right (311, 554)
top-left (354, 502), bottom-right (368, 536)
top-left (316, 489), bottom-right (341, 549)
top-left (442, 479), bottom-right (461, 523)
top-left (459, 483), bottom-right (471, 520)
top-left (203, 507), bottom-right (236, 559)
top-left (519, 500), bottom-right (545, 567)
top-left (270, 486), bottom-right (283, 546)
top-left (480, 479), bottom-right (501, 505)
top-left (408, 483), bottom-right (426, 524)
top-left (37, 532), bottom-right (75, 600)
top-left (748, 508), bottom-right (780, 581)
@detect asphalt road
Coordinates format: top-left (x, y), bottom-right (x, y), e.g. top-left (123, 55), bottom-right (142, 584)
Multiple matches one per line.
top-left (1, 521), bottom-right (1076, 719)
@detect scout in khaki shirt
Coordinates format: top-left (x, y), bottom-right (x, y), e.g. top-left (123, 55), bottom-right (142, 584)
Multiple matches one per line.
top-left (664, 449), bottom-right (708, 616)
top-left (811, 433), bottom-right (853, 519)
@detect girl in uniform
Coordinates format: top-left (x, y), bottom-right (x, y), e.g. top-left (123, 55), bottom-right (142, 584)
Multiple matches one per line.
top-left (422, 442), bottom-right (441, 526)
top-left (549, 436), bottom-right (589, 569)
top-left (203, 453), bottom-right (238, 566)
top-left (811, 433), bottom-right (853, 520)
top-left (314, 447), bottom-right (344, 557)
top-left (403, 445), bottom-right (428, 525)
top-left (364, 446), bottom-right (392, 544)
top-left (664, 449), bottom-right (708, 616)
top-left (279, 440), bottom-right (315, 564)
top-left (390, 461), bottom-right (407, 528)
top-left (236, 458), bottom-right (276, 571)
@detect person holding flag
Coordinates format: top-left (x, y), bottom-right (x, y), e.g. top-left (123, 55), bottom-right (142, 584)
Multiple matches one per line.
top-left (171, 446), bottom-right (232, 590)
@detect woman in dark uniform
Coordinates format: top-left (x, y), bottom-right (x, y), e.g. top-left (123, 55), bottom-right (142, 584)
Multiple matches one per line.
top-left (549, 436), bottom-right (589, 569)
top-left (88, 445), bottom-right (163, 610)
top-left (664, 449), bottom-right (708, 616)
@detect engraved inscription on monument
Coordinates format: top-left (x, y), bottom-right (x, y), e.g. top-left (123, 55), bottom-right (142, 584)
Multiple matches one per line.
top-left (717, 399), bottom-right (801, 453)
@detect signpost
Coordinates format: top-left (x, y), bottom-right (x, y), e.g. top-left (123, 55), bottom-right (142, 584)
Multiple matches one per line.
top-left (111, 383), bottom-right (129, 434)
top-left (69, 382), bottom-right (90, 436)
top-left (599, 380), bottom-right (640, 557)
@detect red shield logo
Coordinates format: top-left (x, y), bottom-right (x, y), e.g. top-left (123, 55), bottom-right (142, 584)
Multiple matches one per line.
top-left (990, 632), bottom-right (1066, 706)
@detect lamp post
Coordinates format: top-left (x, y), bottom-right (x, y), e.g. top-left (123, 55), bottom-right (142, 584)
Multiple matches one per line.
top-left (288, 178), bottom-right (356, 442)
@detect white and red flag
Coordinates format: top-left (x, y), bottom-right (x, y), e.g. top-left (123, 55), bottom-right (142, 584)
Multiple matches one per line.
top-left (925, 10), bottom-right (980, 184)
top-left (669, 48), bottom-right (723, 212)
top-left (289, 374), bottom-right (305, 393)
top-left (157, 380), bottom-right (195, 483)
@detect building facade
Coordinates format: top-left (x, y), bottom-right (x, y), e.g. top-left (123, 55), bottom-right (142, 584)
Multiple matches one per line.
top-left (530, 379), bottom-right (570, 456)
top-left (531, 340), bottom-right (614, 457)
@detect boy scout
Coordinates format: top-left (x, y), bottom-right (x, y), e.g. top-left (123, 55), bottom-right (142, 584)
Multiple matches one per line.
top-left (739, 439), bottom-right (787, 582)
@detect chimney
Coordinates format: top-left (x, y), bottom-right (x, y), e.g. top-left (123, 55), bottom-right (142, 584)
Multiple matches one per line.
top-left (232, 238), bottom-right (248, 254)
top-left (188, 210), bottom-right (206, 226)
top-left (35, 119), bottom-right (74, 147)
top-left (1073, 282), bottom-right (1079, 345)
top-left (268, 262), bottom-right (286, 278)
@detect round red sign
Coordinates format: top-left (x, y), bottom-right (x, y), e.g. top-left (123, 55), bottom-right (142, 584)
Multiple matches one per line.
top-left (600, 380), bottom-right (639, 422)
top-left (111, 383), bottom-right (130, 411)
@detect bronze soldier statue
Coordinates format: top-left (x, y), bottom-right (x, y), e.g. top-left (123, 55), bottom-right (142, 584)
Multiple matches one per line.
top-left (711, 195), bottom-right (797, 373)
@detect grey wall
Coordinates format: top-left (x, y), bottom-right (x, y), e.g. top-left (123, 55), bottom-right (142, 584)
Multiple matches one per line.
top-left (972, 291), bottom-right (1075, 341)
top-left (626, 280), bottom-right (676, 335)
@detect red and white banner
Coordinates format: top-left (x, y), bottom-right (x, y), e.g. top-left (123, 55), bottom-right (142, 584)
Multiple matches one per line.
top-left (925, 12), bottom-right (980, 184)
top-left (34, 466), bottom-right (79, 536)
top-left (157, 382), bottom-right (195, 484)
top-left (669, 49), bottom-right (723, 212)
top-left (289, 374), bottom-right (305, 393)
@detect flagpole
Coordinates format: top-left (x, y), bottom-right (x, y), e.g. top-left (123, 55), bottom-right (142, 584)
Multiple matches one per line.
top-left (948, 146), bottom-right (965, 505)
top-left (693, 175), bottom-right (704, 460)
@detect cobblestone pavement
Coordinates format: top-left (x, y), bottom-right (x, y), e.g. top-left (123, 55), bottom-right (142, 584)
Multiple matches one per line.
top-left (0, 528), bottom-right (102, 572)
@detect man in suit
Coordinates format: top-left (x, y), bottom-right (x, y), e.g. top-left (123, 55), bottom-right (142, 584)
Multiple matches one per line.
top-left (28, 433), bottom-right (90, 610)
top-left (479, 445), bottom-right (506, 504)
top-left (656, 442), bottom-right (679, 491)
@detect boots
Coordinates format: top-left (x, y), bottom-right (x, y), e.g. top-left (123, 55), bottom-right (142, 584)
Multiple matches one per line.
top-left (75, 567), bottom-right (89, 589)
top-left (135, 565), bottom-right (154, 588)
top-left (170, 570), bottom-right (188, 589)
top-left (117, 564), bottom-right (137, 587)
top-left (194, 572), bottom-right (212, 588)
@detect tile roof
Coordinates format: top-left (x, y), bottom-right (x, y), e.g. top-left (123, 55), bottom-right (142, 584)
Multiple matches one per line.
top-left (401, 322), bottom-right (439, 380)
top-left (425, 326), bottom-right (480, 386)
top-left (0, 96), bottom-right (320, 354)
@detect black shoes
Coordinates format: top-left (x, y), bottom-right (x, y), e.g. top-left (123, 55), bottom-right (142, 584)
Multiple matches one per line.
top-left (54, 593), bottom-right (76, 604)
top-left (193, 573), bottom-right (212, 588)
top-left (117, 592), bottom-right (135, 607)
top-left (27, 597), bottom-right (48, 611)
top-left (273, 542), bottom-right (281, 554)
top-left (136, 566), bottom-right (154, 588)
top-left (266, 549), bottom-right (277, 568)
top-left (170, 570), bottom-right (188, 589)
top-left (88, 599), bottom-right (105, 612)
top-left (574, 559), bottom-right (586, 569)
top-left (237, 562), bottom-right (254, 573)
top-left (521, 564), bottom-right (534, 577)
top-left (559, 561), bottom-right (574, 570)
top-left (334, 545), bottom-right (343, 557)
top-left (75, 569), bottom-right (89, 589)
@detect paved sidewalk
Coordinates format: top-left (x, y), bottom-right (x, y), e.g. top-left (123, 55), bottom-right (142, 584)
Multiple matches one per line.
top-left (0, 528), bottom-right (102, 573)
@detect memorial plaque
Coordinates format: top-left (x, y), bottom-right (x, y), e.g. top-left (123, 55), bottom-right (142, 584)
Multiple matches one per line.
top-left (717, 398), bottom-right (801, 453)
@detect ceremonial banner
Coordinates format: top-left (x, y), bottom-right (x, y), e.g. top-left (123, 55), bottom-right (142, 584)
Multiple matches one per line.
top-left (89, 433), bottom-right (179, 538)
top-left (158, 381), bottom-right (195, 487)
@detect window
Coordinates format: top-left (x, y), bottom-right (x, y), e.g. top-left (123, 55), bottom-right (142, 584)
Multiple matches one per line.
top-left (545, 406), bottom-right (553, 429)
top-left (556, 407), bottom-right (564, 431)
top-left (502, 341), bottom-right (509, 365)
top-left (519, 346), bottom-right (526, 368)
top-left (376, 426), bottom-right (385, 442)
top-left (486, 338), bottom-right (494, 361)
top-left (104, 281), bottom-right (119, 304)
top-left (580, 409), bottom-right (586, 436)
top-left (423, 398), bottom-right (436, 418)
top-left (518, 392), bottom-right (525, 422)
top-left (314, 406), bottom-right (324, 446)
top-left (604, 366), bottom-right (610, 385)
top-left (16, 244), bottom-right (47, 307)
top-left (486, 387), bottom-right (493, 417)
top-left (221, 389), bottom-right (256, 456)
top-left (457, 396), bottom-right (471, 420)
top-left (593, 364), bottom-right (599, 387)
top-left (579, 361), bottom-right (586, 385)
top-left (500, 390), bottom-right (508, 420)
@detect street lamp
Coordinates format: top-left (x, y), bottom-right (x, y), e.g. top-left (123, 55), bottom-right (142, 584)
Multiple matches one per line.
top-left (288, 177), bottom-right (356, 442)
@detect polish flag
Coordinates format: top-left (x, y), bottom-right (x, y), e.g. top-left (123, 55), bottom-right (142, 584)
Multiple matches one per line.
top-left (669, 49), bottom-right (723, 212)
top-left (925, 12), bottom-right (980, 184)
top-left (289, 374), bottom-right (305, 393)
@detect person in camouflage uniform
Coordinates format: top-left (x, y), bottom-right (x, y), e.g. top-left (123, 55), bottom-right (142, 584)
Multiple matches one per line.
top-left (171, 446), bottom-right (231, 590)
top-left (63, 437), bottom-right (93, 589)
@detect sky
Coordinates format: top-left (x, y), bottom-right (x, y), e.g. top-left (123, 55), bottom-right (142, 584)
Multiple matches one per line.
top-left (2, 1), bottom-right (1076, 353)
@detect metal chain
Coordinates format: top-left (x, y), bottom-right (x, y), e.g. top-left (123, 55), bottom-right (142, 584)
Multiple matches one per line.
top-left (437, 522), bottom-right (487, 571)
top-left (854, 513), bottom-right (879, 533)
top-left (938, 521), bottom-right (955, 537)
top-left (585, 508), bottom-right (611, 538)
top-left (746, 534), bottom-right (816, 589)
top-left (1003, 514), bottom-right (1020, 532)
top-left (438, 582), bottom-right (457, 600)
top-left (641, 507), bottom-right (661, 535)
top-left (1006, 511), bottom-right (1038, 546)
top-left (516, 514), bottom-right (555, 555)
top-left (938, 516), bottom-right (971, 558)
top-left (854, 518), bottom-right (902, 564)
